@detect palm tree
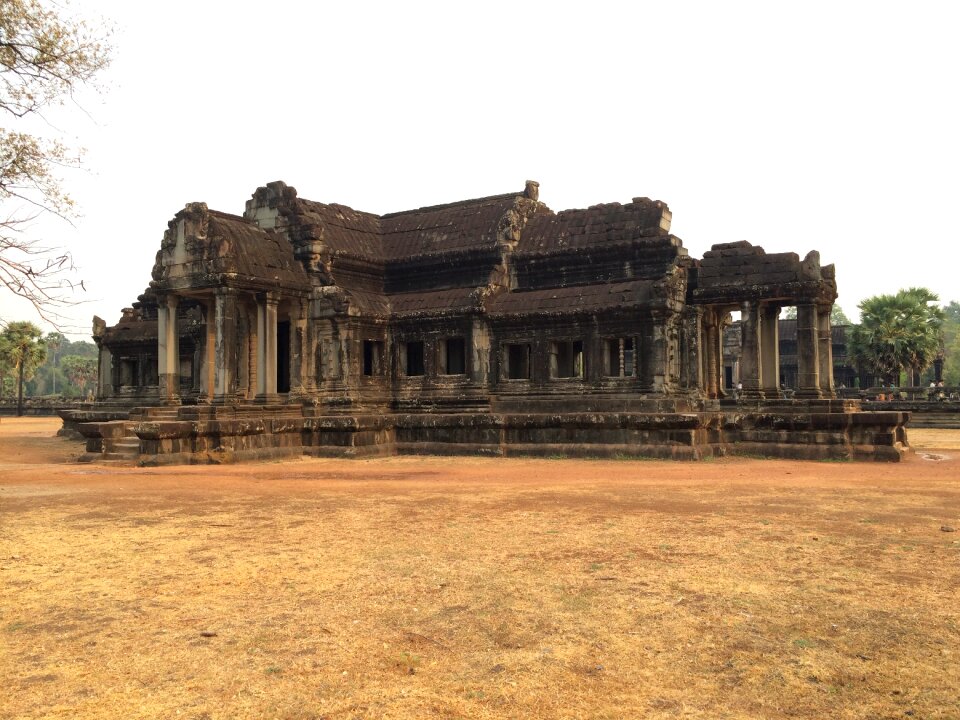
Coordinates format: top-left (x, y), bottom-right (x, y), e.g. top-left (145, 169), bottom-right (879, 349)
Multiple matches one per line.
top-left (61, 355), bottom-right (97, 398)
top-left (849, 288), bottom-right (944, 386)
top-left (0, 322), bottom-right (47, 416)
top-left (0, 333), bottom-right (12, 399)
top-left (45, 332), bottom-right (64, 395)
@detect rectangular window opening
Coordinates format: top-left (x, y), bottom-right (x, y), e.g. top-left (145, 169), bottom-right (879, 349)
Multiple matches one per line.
top-left (442, 337), bottom-right (466, 375)
top-left (405, 341), bottom-right (425, 376)
top-left (551, 340), bottom-right (584, 379)
top-left (604, 337), bottom-right (636, 377)
top-left (506, 343), bottom-right (531, 380)
top-left (363, 340), bottom-right (384, 376)
top-left (119, 358), bottom-right (139, 386)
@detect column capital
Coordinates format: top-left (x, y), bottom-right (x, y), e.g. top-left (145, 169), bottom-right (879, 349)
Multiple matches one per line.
top-left (257, 291), bottom-right (280, 307)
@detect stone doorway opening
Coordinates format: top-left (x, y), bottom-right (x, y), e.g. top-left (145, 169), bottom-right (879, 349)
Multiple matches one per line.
top-left (277, 321), bottom-right (291, 393)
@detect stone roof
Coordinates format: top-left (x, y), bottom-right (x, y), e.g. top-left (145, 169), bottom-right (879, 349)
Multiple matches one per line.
top-left (515, 198), bottom-right (672, 255)
top-left (293, 200), bottom-right (382, 259)
top-left (691, 241), bottom-right (837, 305)
top-left (103, 318), bottom-right (158, 344)
top-left (151, 204), bottom-right (311, 295)
top-left (487, 279), bottom-right (660, 317)
top-left (206, 211), bottom-right (312, 290)
top-left (286, 192), bottom-right (540, 262)
top-left (379, 193), bottom-right (530, 260)
top-left (389, 287), bottom-right (484, 318)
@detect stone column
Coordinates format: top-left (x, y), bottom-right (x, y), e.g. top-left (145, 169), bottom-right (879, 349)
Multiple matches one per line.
top-left (157, 295), bottom-right (180, 404)
top-left (470, 318), bottom-right (492, 387)
top-left (681, 307), bottom-right (704, 393)
top-left (760, 304), bottom-right (781, 399)
top-left (817, 305), bottom-right (836, 398)
top-left (795, 303), bottom-right (822, 399)
top-left (256, 293), bottom-right (279, 401)
top-left (703, 311), bottom-right (718, 399)
top-left (739, 301), bottom-right (763, 400)
top-left (213, 288), bottom-right (239, 401)
top-left (96, 345), bottom-right (113, 399)
top-left (157, 301), bottom-right (168, 389)
top-left (718, 312), bottom-right (732, 397)
top-left (650, 312), bottom-right (669, 394)
top-left (256, 299), bottom-right (266, 397)
top-left (199, 299), bottom-right (214, 402)
top-left (291, 299), bottom-right (310, 396)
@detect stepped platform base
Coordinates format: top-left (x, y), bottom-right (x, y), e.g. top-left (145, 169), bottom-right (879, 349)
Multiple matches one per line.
top-left (65, 399), bottom-right (910, 465)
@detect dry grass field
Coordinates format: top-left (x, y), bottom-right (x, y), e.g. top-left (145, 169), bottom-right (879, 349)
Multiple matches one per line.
top-left (2, 417), bottom-right (959, 719)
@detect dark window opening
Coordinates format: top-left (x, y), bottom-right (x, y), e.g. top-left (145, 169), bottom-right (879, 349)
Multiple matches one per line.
top-left (405, 341), bottom-right (425, 376)
top-left (604, 337), bottom-right (635, 377)
top-left (178, 357), bottom-right (192, 389)
top-left (363, 340), bottom-right (384, 376)
top-left (119, 358), bottom-right (139, 386)
top-left (442, 337), bottom-right (466, 375)
top-left (551, 340), bottom-right (584, 379)
top-left (145, 356), bottom-right (158, 386)
top-left (506, 343), bottom-right (531, 380)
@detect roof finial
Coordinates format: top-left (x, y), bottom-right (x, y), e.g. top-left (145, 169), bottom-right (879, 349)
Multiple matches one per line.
top-left (524, 180), bottom-right (540, 202)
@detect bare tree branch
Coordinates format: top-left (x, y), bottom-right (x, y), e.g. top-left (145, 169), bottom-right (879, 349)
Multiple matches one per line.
top-left (0, 0), bottom-right (111, 326)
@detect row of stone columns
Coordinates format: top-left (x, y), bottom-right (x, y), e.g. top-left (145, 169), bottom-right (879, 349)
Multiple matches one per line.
top-left (699, 301), bottom-right (835, 401)
top-left (158, 290), bottom-right (298, 405)
top-left (740, 301), bottom-right (835, 400)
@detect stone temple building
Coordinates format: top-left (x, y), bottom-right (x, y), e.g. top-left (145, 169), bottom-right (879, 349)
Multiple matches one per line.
top-left (65, 181), bottom-right (908, 463)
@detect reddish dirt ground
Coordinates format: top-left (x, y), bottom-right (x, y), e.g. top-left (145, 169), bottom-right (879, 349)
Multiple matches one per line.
top-left (2, 418), bottom-right (959, 719)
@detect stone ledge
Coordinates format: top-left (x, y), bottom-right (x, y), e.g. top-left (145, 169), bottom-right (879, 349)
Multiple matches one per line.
top-left (69, 406), bottom-right (910, 465)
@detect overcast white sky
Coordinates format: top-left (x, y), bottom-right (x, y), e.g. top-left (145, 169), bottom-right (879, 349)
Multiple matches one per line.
top-left (3, 0), bottom-right (958, 339)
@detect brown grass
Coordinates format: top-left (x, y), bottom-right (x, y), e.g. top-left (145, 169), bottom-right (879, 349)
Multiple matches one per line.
top-left (2, 417), bottom-right (959, 719)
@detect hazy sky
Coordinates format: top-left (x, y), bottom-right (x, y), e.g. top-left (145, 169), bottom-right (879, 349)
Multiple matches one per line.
top-left (3, 0), bottom-right (958, 338)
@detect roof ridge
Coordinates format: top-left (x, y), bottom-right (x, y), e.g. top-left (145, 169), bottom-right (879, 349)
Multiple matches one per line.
top-left (379, 192), bottom-right (520, 219)
top-left (297, 198), bottom-right (382, 221)
top-left (208, 209), bottom-right (248, 222)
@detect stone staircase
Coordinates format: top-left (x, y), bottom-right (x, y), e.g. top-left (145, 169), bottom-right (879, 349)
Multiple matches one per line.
top-left (129, 407), bottom-right (182, 422)
top-left (77, 420), bottom-right (140, 463)
top-left (76, 406), bottom-right (185, 463)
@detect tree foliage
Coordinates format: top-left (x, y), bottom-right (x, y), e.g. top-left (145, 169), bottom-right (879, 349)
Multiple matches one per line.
top-left (0, 319), bottom-right (45, 413)
top-left (941, 301), bottom-right (960, 385)
top-left (14, 330), bottom-right (94, 395)
top-left (1, 0), bottom-right (111, 321)
top-left (848, 288), bottom-right (944, 386)
top-left (830, 305), bottom-right (851, 325)
top-left (782, 305), bottom-right (851, 325)
top-left (60, 351), bottom-right (94, 396)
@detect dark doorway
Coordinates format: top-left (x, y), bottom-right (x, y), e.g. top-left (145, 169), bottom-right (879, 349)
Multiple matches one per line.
top-left (277, 321), bottom-right (291, 393)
